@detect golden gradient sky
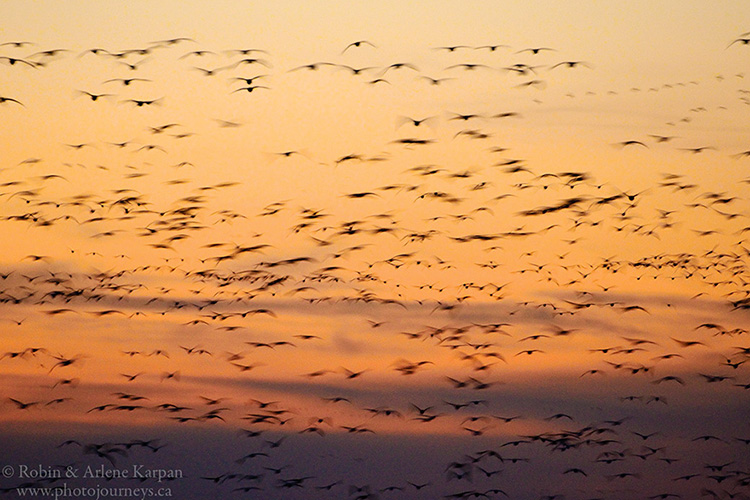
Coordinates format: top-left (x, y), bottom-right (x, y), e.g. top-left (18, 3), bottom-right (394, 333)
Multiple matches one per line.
top-left (1, 2), bottom-right (749, 499)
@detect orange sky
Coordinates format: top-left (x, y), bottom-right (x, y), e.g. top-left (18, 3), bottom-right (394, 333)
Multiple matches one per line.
top-left (1, 2), bottom-right (749, 499)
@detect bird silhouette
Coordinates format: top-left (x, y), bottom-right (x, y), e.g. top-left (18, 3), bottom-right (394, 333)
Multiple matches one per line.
top-left (0, 19), bottom-right (747, 500)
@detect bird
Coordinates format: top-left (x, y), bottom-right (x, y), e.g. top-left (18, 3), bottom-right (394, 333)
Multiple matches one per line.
top-left (289, 62), bottom-right (335, 71)
top-left (122, 98), bottom-right (163, 107)
top-left (232, 85), bottom-right (270, 94)
top-left (0, 96), bottom-right (24, 106)
top-left (516, 47), bottom-right (556, 55)
top-left (0, 56), bottom-right (37, 68)
top-left (549, 60), bottom-right (591, 69)
top-left (8, 398), bottom-right (39, 410)
top-left (342, 40), bottom-right (377, 53)
top-left (0, 20), bottom-right (747, 500)
top-left (76, 90), bottom-right (114, 101)
top-left (396, 116), bottom-right (437, 127)
top-left (616, 140), bottom-right (649, 148)
top-left (103, 77), bottom-right (152, 86)
top-left (728, 37), bottom-right (750, 47)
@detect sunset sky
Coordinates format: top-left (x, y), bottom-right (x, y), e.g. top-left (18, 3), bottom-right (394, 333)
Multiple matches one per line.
top-left (1, 2), bottom-right (749, 499)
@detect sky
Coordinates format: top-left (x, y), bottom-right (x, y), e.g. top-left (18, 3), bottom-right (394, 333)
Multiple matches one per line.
top-left (1, 1), bottom-right (749, 499)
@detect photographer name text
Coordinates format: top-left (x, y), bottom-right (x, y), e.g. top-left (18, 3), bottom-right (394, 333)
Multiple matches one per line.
top-left (17, 464), bottom-right (182, 483)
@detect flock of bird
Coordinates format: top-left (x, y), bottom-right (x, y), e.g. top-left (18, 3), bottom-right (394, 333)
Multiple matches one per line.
top-left (1, 31), bottom-right (749, 500)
